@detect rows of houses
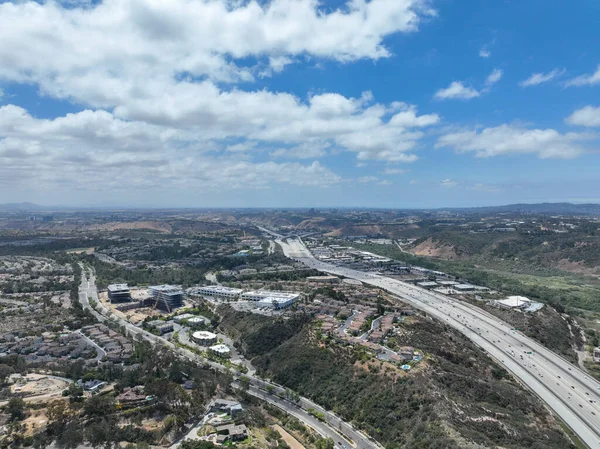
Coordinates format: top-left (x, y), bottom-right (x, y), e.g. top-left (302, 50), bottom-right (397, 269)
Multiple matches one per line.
top-left (0, 331), bottom-right (96, 364)
top-left (82, 323), bottom-right (133, 362)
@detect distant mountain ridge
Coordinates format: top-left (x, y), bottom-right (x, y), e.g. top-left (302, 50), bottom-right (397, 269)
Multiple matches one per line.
top-left (0, 202), bottom-right (49, 211)
top-left (445, 202), bottom-right (600, 215)
top-left (0, 201), bottom-right (599, 215)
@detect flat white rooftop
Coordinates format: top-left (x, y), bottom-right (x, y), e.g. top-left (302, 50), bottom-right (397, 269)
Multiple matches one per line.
top-left (417, 281), bottom-right (438, 287)
top-left (197, 286), bottom-right (243, 294)
top-left (193, 331), bottom-right (217, 340)
top-left (496, 296), bottom-right (531, 308)
top-left (242, 291), bottom-right (299, 300)
top-left (210, 344), bottom-right (231, 354)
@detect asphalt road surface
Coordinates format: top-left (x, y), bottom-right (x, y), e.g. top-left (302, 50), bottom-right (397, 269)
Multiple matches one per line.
top-left (276, 235), bottom-right (600, 449)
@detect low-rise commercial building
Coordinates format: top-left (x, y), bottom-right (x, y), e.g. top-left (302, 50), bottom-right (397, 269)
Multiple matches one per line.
top-left (192, 331), bottom-right (217, 346)
top-left (241, 290), bottom-right (300, 309)
top-left (210, 344), bottom-right (231, 357)
top-left (195, 286), bottom-right (243, 300)
top-left (186, 316), bottom-right (208, 327)
top-left (416, 281), bottom-right (438, 289)
top-left (108, 284), bottom-right (131, 303)
top-left (173, 313), bottom-right (195, 323)
top-left (147, 320), bottom-right (174, 334)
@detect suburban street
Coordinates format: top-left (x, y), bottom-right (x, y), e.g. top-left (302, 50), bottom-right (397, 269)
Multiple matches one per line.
top-left (275, 235), bottom-right (600, 449)
top-left (77, 267), bottom-right (378, 449)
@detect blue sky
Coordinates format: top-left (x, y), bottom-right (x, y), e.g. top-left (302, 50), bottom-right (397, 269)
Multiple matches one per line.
top-left (0, 0), bottom-right (599, 208)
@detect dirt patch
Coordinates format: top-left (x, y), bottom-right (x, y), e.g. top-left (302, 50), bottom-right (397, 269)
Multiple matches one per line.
top-left (11, 374), bottom-right (70, 398)
top-left (411, 238), bottom-right (459, 260)
top-left (22, 409), bottom-right (49, 436)
top-left (84, 221), bottom-right (172, 233)
top-left (272, 424), bottom-right (306, 449)
top-left (556, 258), bottom-right (600, 278)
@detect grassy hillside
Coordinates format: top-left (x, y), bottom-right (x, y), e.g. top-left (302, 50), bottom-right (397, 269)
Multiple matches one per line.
top-left (355, 242), bottom-right (600, 313)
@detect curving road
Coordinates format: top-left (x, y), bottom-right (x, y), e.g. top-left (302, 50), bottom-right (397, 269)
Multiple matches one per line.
top-left (276, 236), bottom-right (600, 449)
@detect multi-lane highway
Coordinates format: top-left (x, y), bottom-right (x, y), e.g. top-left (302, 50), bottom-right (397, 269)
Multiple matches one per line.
top-left (78, 266), bottom-right (378, 449)
top-left (276, 236), bottom-right (600, 449)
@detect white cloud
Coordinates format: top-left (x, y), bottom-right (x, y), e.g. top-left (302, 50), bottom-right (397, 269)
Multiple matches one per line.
top-left (269, 56), bottom-right (293, 73)
top-left (0, 0), bottom-right (434, 89)
top-left (382, 168), bottom-right (407, 175)
top-left (479, 48), bottom-right (491, 58)
top-left (565, 65), bottom-right (600, 87)
top-left (440, 179), bottom-right (458, 188)
top-left (378, 180), bottom-right (392, 186)
top-left (0, 105), bottom-right (341, 192)
top-left (225, 142), bottom-right (258, 153)
top-left (519, 68), bottom-right (564, 87)
top-left (435, 69), bottom-right (502, 100)
top-left (566, 106), bottom-right (600, 127)
top-left (0, 0), bottom-right (444, 199)
top-left (358, 176), bottom-right (379, 183)
top-left (485, 68), bottom-right (503, 87)
top-left (436, 124), bottom-right (593, 159)
top-left (434, 81), bottom-right (480, 100)
top-left (270, 142), bottom-right (329, 159)
top-left (0, 0), bottom-right (442, 175)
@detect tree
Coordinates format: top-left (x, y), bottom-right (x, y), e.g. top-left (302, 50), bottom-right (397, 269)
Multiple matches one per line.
top-left (315, 437), bottom-right (335, 449)
top-left (64, 383), bottom-right (84, 402)
top-left (180, 441), bottom-right (219, 449)
top-left (84, 394), bottom-right (115, 417)
top-left (7, 397), bottom-right (26, 421)
top-left (0, 364), bottom-right (14, 384)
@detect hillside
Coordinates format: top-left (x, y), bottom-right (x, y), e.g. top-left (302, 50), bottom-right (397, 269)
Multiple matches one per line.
top-left (407, 232), bottom-right (600, 277)
top-left (219, 309), bottom-right (576, 449)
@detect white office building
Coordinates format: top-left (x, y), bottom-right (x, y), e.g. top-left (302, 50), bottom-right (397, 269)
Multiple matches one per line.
top-left (192, 331), bottom-right (218, 346)
top-left (209, 344), bottom-right (231, 357)
top-left (241, 291), bottom-right (300, 309)
top-left (195, 286), bottom-right (243, 300)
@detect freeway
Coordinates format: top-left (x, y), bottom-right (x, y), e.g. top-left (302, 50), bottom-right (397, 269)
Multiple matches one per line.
top-left (77, 267), bottom-right (378, 449)
top-left (276, 236), bottom-right (600, 449)
top-left (244, 385), bottom-right (359, 446)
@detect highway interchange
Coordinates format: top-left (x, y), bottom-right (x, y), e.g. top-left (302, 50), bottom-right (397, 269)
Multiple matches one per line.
top-left (273, 235), bottom-right (600, 449)
top-left (77, 267), bottom-right (379, 449)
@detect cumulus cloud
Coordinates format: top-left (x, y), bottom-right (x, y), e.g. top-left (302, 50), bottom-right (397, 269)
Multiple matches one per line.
top-left (566, 106), bottom-right (600, 127)
top-left (0, 0), bottom-right (442, 198)
top-left (434, 82), bottom-right (480, 100)
top-left (0, 105), bottom-right (341, 192)
top-left (0, 0), bottom-right (441, 170)
top-left (519, 68), bottom-right (564, 87)
top-left (0, 0), bottom-right (434, 88)
top-left (479, 48), bottom-right (491, 58)
top-left (436, 124), bottom-right (593, 159)
top-left (565, 65), bottom-right (600, 87)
